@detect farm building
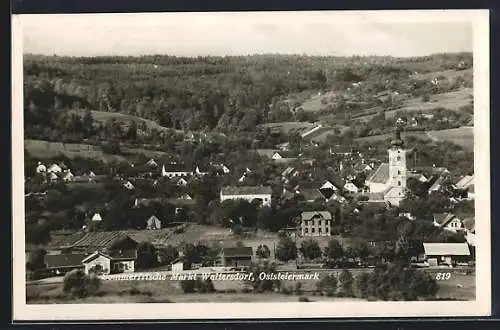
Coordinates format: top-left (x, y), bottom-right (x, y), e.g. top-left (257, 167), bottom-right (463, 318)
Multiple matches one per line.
top-left (219, 247), bottom-right (253, 268)
top-left (220, 186), bottom-right (272, 207)
top-left (423, 242), bottom-right (471, 266)
top-left (44, 253), bottom-right (87, 275)
top-left (433, 213), bottom-right (466, 233)
top-left (82, 250), bottom-right (137, 275)
top-left (61, 231), bottom-right (139, 256)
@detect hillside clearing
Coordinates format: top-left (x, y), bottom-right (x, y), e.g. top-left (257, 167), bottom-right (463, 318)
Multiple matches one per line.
top-left (72, 110), bottom-right (181, 134)
top-left (427, 127), bottom-right (474, 151)
top-left (24, 139), bottom-right (167, 162)
top-left (260, 122), bottom-right (316, 134)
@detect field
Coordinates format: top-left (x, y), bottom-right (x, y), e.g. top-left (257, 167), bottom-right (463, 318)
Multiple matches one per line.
top-left (354, 131), bottom-right (429, 143)
top-left (354, 127), bottom-right (473, 151)
top-left (299, 91), bottom-right (337, 112)
top-left (427, 127), bottom-right (474, 151)
top-left (26, 269), bottom-right (474, 304)
top-left (72, 110), bottom-right (180, 134)
top-left (24, 139), bottom-right (167, 162)
top-left (26, 279), bottom-right (364, 304)
top-left (260, 121), bottom-right (316, 135)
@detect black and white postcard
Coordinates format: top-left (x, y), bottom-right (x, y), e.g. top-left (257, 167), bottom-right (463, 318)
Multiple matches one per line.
top-left (11, 10), bottom-right (491, 320)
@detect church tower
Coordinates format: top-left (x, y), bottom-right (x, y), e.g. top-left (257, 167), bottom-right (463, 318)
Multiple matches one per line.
top-left (388, 119), bottom-right (407, 189)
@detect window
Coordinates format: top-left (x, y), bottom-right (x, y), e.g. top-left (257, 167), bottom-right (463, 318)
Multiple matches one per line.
top-left (305, 228), bottom-right (308, 233)
top-left (398, 181), bottom-right (401, 186)
top-left (311, 228), bottom-right (315, 233)
top-left (397, 170), bottom-right (401, 175)
top-left (325, 227), bottom-right (329, 233)
top-left (396, 156), bottom-right (401, 161)
top-left (319, 228), bottom-right (322, 234)
top-left (318, 220), bottom-right (322, 226)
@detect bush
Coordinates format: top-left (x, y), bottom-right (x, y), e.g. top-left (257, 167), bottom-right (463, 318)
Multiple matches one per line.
top-left (295, 282), bottom-right (303, 295)
top-left (421, 94), bottom-right (431, 102)
top-left (298, 296), bottom-right (311, 302)
top-left (180, 280), bottom-right (196, 293)
top-left (62, 270), bottom-right (101, 298)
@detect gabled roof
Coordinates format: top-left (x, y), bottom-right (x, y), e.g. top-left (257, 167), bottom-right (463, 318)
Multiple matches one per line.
top-left (69, 231), bottom-right (138, 250)
top-left (91, 213), bottom-right (102, 221)
top-left (162, 163), bottom-right (192, 173)
top-left (298, 188), bottom-right (325, 201)
top-left (428, 176), bottom-right (445, 191)
top-left (255, 149), bottom-right (278, 158)
top-left (82, 250), bottom-right (114, 263)
top-left (44, 253), bottom-right (88, 269)
top-left (366, 163), bottom-right (389, 184)
top-left (221, 247), bottom-right (253, 257)
top-left (221, 186), bottom-right (272, 195)
top-left (423, 243), bottom-right (470, 256)
top-left (301, 211), bottom-right (332, 221)
top-left (433, 213), bottom-right (457, 226)
top-left (455, 175), bottom-right (474, 190)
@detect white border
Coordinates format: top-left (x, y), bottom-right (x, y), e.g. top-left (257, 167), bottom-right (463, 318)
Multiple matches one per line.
top-left (12, 10), bottom-right (491, 320)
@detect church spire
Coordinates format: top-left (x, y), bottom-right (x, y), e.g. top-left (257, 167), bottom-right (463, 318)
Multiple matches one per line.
top-left (391, 118), bottom-right (405, 148)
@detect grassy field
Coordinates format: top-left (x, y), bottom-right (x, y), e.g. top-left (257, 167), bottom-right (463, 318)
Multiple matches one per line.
top-left (410, 68), bottom-right (473, 81)
top-left (260, 121), bottom-right (316, 135)
top-left (26, 268), bottom-right (474, 304)
top-left (300, 91), bottom-right (337, 112)
top-left (427, 127), bottom-right (474, 151)
top-left (354, 127), bottom-right (473, 151)
top-left (72, 110), bottom-right (180, 134)
top-left (24, 139), bottom-right (167, 162)
top-left (355, 131), bottom-right (429, 143)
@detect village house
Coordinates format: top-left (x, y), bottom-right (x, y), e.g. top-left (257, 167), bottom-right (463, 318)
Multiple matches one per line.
top-left (219, 247), bottom-right (253, 268)
top-left (91, 212), bottom-right (103, 222)
top-left (161, 163), bottom-right (193, 178)
top-left (62, 169), bottom-right (74, 182)
top-left (423, 242), bottom-right (471, 267)
top-left (36, 161), bottom-right (47, 174)
top-left (453, 175), bottom-right (474, 199)
top-left (220, 186), bottom-right (272, 207)
top-left (82, 250), bottom-right (137, 275)
top-left (47, 163), bottom-right (63, 173)
top-left (433, 213), bottom-right (466, 233)
top-left (343, 180), bottom-right (360, 194)
top-left (194, 165), bottom-right (209, 176)
top-left (146, 158), bottom-right (159, 167)
top-left (300, 211), bottom-right (333, 237)
top-left (145, 215), bottom-right (162, 230)
top-left (44, 231), bottom-right (140, 275)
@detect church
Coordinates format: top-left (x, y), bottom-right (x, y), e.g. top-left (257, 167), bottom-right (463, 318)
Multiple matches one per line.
top-left (365, 120), bottom-right (411, 206)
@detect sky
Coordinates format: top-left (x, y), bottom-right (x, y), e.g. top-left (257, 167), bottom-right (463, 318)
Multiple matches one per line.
top-left (18, 11), bottom-right (476, 57)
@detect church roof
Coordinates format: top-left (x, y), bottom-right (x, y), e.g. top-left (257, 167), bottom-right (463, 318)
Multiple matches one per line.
top-left (366, 163), bottom-right (389, 184)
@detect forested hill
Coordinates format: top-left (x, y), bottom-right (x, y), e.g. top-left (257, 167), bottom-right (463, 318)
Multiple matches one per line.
top-left (24, 52), bottom-right (472, 137)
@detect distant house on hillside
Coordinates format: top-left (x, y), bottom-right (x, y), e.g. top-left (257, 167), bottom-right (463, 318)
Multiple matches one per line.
top-left (36, 162), bottom-right (47, 174)
top-left (146, 215), bottom-right (162, 230)
top-left (91, 212), bottom-right (102, 222)
top-left (47, 164), bottom-right (63, 173)
top-left (300, 211), bottom-right (333, 237)
top-left (220, 186), bottom-right (272, 207)
top-left (147, 159), bottom-right (159, 167)
top-left (62, 170), bottom-right (74, 182)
